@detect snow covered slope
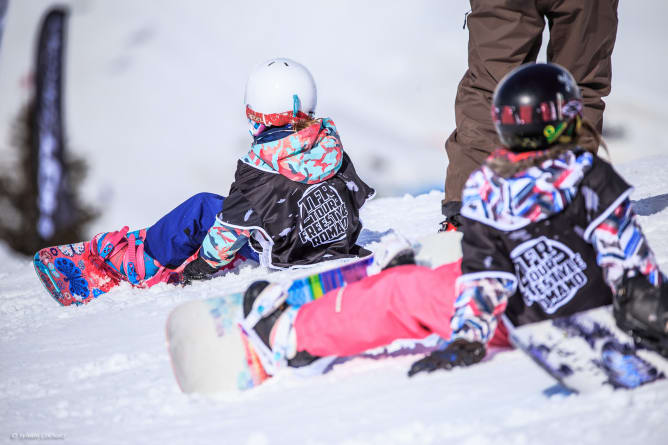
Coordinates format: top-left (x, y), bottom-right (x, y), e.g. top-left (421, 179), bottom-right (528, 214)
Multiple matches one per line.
top-left (2, 163), bottom-right (668, 444)
top-left (1, 1), bottom-right (668, 443)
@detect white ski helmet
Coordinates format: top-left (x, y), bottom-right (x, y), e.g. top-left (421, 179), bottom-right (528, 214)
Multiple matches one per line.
top-left (244, 58), bottom-right (317, 127)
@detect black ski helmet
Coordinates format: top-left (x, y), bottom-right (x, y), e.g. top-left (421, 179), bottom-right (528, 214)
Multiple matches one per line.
top-left (491, 62), bottom-right (583, 152)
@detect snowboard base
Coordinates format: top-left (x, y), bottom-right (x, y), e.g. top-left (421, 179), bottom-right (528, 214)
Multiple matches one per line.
top-left (507, 305), bottom-right (668, 394)
top-left (166, 255), bottom-right (375, 393)
top-left (34, 242), bottom-right (120, 306)
top-left (167, 292), bottom-right (264, 393)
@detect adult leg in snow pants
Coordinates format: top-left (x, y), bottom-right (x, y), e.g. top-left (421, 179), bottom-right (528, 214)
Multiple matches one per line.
top-left (442, 0), bottom-right (618, 216)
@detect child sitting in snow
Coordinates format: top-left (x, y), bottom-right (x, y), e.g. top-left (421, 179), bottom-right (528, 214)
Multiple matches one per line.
top-left (89, 58), bottom-right (374, 287)
top-left (240, 62), bottom-right (668, 376)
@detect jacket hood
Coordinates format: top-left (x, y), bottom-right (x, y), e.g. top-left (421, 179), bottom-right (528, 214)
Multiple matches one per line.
top-left (241, 118), bottom-right (344, 184)
top-left (460, 149), bottom-right (594, 231)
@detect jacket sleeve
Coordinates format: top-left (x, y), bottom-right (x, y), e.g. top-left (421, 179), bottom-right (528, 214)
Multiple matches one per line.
top-left (199, 214), bottom-right (252, 269)
top-left (198, 180), bottom-right (265, 269)
top-left (451, 218), bottom-right (517, 343)
top-left (580, 158), bottom-right (662, 289)
top-left (590, 198), bottom-right (662, 290)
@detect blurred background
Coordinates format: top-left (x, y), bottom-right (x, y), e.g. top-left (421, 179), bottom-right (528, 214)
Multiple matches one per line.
top-left (0, 0), bottom-right (666, 253)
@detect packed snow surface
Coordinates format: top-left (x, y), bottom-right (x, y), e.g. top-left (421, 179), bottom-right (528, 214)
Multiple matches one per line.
top-left (1, 0), bottom-right (668, 444)
top-left (2, 169), bottom-right (668, 444)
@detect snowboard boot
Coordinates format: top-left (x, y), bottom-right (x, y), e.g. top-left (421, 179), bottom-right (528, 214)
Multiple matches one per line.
top-left (181, 255), bottom-right (218, 285)
top-left (438, 216), bottom-right (461, 233)
top-left (90, 226), bottom-right (173, 287)
top-left (614, 275), bottom-right (668, 358)
top-left (242, 281), bottom-right (319, 372)
top-left (439, 201), bottom-right (463, 232)
top-left (373, 233), bottom-right (416, 273)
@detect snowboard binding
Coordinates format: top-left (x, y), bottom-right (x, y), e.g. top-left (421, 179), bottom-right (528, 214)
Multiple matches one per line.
top-left (241, 281), bottom-right (319, 372)
top-left (614, 275), bottom-right (668, 358)
top-left (373, 233), bottom-right (416, 272)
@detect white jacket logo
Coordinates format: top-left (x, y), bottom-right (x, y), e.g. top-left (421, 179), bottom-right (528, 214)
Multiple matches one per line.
top-left (511, 236), bottom-right (587, 314)
top-left (298, 183), bottom-right (348, 247)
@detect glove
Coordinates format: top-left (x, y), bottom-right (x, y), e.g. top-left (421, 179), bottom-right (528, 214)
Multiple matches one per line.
top-left (407, 339), bottom-right (486, 377)
top-left (181, 256), bottom-right (218, 285)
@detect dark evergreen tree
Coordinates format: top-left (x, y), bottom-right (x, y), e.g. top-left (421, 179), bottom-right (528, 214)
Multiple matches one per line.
top-left (0, 99), bottom-right (98, 256)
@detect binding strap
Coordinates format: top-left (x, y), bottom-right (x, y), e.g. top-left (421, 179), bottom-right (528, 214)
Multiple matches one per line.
top-left (95, 226), bottom-right (130, 259)
top-left (89, 226), bottom-right (150, 285)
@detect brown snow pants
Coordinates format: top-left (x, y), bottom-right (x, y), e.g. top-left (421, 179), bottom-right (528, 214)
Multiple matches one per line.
top-left (442, 0), bottom-right (619, 215)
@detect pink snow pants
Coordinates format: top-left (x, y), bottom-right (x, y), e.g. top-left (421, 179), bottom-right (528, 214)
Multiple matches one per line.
top-left (294, 260), bottom-right (462, 357)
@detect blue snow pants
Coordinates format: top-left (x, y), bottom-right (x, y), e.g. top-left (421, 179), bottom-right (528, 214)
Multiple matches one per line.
top-left (144, 192), bottom-right (259, 268)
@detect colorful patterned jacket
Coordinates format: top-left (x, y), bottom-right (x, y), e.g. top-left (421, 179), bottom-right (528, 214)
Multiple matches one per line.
top-left (199, 118), bottom-right (374, 269)
top-left (451, 148), bottom-right (662, 344)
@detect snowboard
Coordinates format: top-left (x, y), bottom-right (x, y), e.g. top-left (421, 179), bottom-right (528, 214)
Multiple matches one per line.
top-left (166, 230), bottom-right (463, 394)
top-left (506, 305), bottom-right (668, 394)
top-left (167, 255), bottom-right (375, 393)
top-left (33, 241), bottom-right (124, 306)
top-left (33, 240), bottom-right (248, 306)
